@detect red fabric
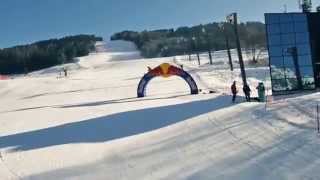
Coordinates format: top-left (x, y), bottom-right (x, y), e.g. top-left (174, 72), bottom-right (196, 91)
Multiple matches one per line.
top-left (0, 75), bottom-right (9, 80)
top-left (149, 64), bottom-right (183, 77)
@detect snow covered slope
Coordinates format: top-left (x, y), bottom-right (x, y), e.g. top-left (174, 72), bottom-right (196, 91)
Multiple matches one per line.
top-left (0, 41), bottom-right (320, 180)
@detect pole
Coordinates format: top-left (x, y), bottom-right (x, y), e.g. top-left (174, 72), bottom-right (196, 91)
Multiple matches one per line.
top-left (317, 103), bottom-right (320, 133)
top-left (220, 22), bottom-right (233, 71)
top-left (208, 50), bottom-right (213, 65)
top-left (233, 13), bottom-right (247, 86)
top-left (23, 59), bottom-right (28, 75)
top-left (265, 70), bottom-right (269, 111)
top-left (191, 37), bottom-right (200, 65)
top-left (193, 37), bottom-right (200, 66)
top-left (225, 35), bottom-right (234, 71)
top-left (203, 29), bottom-right (213, 65)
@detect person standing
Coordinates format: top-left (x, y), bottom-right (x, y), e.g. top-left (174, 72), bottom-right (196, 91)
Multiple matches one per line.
top-left (63, 67), bottom-right (68, 77)
top-left (231, 81), bottom-right (238, 103)
top-left (243, 84), bottom-right (251, 102)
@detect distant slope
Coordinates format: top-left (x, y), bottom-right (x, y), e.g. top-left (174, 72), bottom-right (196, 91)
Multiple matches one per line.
top-left (28, 40), bottom-right (141, 76)
top-left (99, 40), bottom-right (140, 53)
top-left (0, 35), bottom-right (102, 75)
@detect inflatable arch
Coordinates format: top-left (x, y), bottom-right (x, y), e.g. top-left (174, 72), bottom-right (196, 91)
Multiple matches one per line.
top-left (137, 63), bottom-right (199, 98)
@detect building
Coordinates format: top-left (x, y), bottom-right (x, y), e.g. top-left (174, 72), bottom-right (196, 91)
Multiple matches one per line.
top-left (265, 12), bottom-right (320, 95)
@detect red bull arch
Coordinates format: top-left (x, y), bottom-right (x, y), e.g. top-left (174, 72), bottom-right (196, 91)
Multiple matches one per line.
top-left (137, 63), bottom-right (199, 98)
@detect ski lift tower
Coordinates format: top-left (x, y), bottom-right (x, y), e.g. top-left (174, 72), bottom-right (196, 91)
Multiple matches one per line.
top-left (226, 13), bottom-right (247, 86)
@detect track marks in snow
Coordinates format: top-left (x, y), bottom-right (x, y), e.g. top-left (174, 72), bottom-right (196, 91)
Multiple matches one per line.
top-left (267, 98), bottom-right (317, 130)
top-left (0, 151), bottom-right (21, 180)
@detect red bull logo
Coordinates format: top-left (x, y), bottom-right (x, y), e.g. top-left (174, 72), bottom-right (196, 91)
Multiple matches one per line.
top-left (137, 63), bottom-right (199, 98)
top-left (149, 63), bottom-right (183, 78)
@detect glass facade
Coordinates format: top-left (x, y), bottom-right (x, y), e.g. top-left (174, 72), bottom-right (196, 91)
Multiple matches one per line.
top-left (265, 13), bottom-right (315, 93)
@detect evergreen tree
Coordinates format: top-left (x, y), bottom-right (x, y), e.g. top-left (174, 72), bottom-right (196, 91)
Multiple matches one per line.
top-left (0, 35), bottom-right (103, 74)
top-left (111, 21), bottom-right (266, 58)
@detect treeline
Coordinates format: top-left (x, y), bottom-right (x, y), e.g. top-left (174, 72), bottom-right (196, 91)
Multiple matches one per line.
top-left (111, 22), bottom-right (266, 58)
top-left (0, 35), bottom-right (103, 74)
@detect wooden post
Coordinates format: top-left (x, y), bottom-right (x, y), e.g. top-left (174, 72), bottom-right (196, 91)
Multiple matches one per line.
top-left (208, 50), bottom-right (213, 65)
top-left (197, 53), bottom-right (201, 66)
top-left (23, 59), bottom-right (28, 75)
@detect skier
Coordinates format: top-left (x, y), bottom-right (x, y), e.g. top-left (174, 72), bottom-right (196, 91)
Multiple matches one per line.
top-left (231, 81), bottom-right (238, 103)
top-left (243, 84), bottom-right (251, 102)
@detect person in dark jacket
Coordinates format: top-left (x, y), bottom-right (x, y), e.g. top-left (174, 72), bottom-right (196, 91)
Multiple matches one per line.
top-left (63, 67), bottom-right (68, 77)
top-left (243, 84), bottom-right (251, 102)
top-left (231, 81), bottom-right (238, 103)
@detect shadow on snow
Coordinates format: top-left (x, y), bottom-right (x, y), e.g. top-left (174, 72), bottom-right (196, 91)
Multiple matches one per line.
top-left (0, 95), bottom-right (239, 152)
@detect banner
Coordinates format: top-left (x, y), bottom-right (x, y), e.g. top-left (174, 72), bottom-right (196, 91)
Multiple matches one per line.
top-left (137, 63), bottom-right (199, 98)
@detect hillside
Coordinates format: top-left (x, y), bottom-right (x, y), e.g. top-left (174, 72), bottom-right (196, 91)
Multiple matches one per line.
top-left (111, 22), bottom-right (266, 58)
top-left (0, 41), bottom-right (319, 180)
top-left (0, 35), bottom-right (103, 75)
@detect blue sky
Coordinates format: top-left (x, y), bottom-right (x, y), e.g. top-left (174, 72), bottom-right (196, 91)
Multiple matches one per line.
top-left (1, 0), bottom-right (318, 48)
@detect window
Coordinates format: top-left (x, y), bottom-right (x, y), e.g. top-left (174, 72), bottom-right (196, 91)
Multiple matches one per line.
top-left (267, 24), bottom-right (281, 34)
top-left (282, 45), bottom-right (295, 56)
top-left (281, 23), bottom-right (294, 33)
top-left (265, 13), bottom-right (316, 93)
top-left (285, 67), bottom-right (297, 78)
top-left (268, 35), bottom-right (281, 46)
top-left (295, 33), bottom-right (309, 44)
top-left (300, 66), bottom-right (314, 78)
top-left (271, 67), bottom-right (285, 79)
top-left (302, 78), bottom-right (315, 89)
top-left (284, 56), bottom-right (295, 67)
top-left (292, 14), bottom-right (307, 22)
top-left (294, 22), bottom-right (309, 33)
top-left (279, 14), bottom-right (293, 23)
top-left (272, 79), bottom-right (287, 91)
top-left (266, 14), bottom-right (280, 24)
top-left (286, 78), bottom-right (299, 90)
top-left (297, 44), bottom-right (311, 55)
top-left (281, 34), bottom-right (295, 45)
top-left (270, 56), bottom-right (284, 67)
top-left (269, 46), bottom-right (283, 57)
top-left (298, 55), bottom-right (312, 66)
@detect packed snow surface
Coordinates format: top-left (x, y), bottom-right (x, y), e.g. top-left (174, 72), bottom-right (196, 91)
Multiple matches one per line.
top-left (0, 41), bottom-right (320, 180)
